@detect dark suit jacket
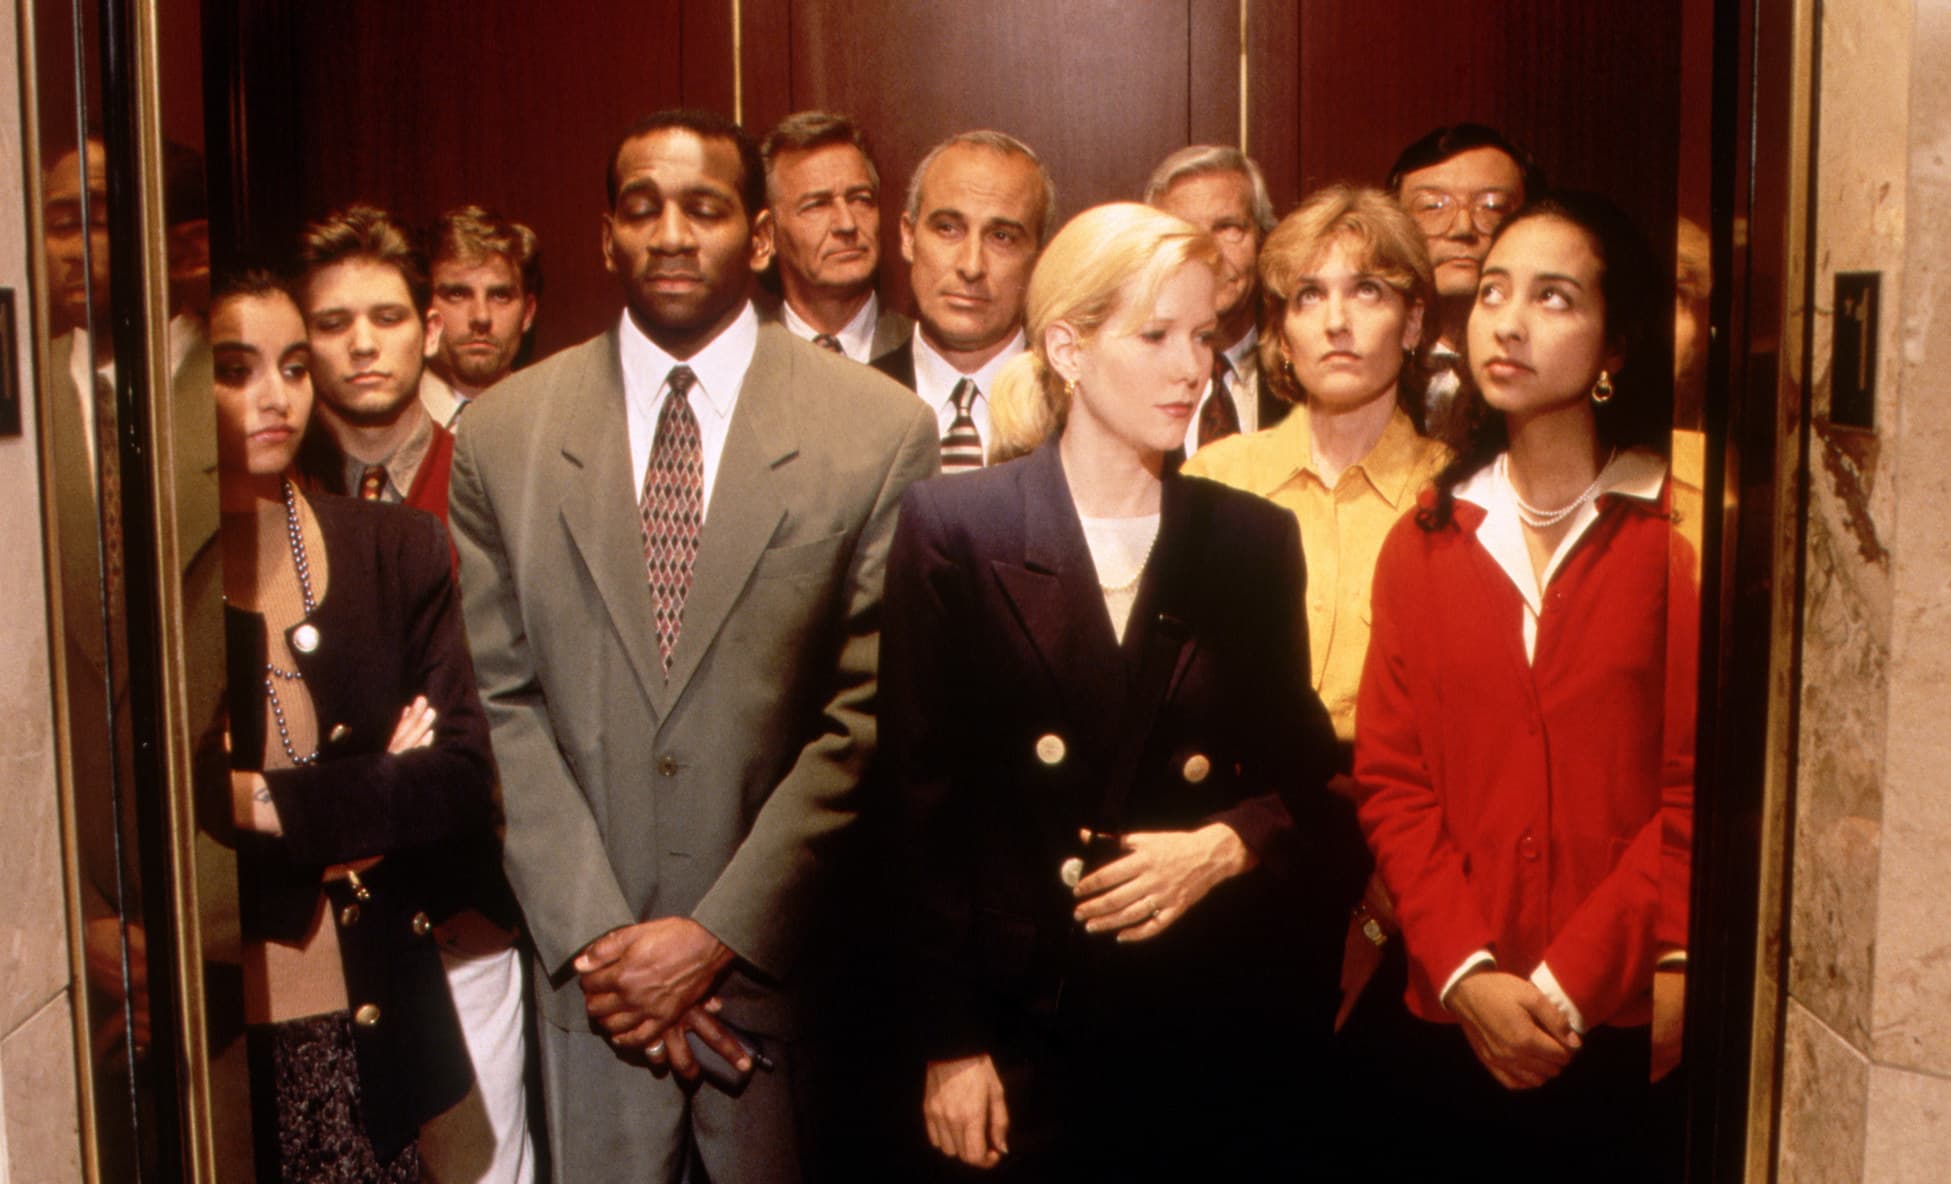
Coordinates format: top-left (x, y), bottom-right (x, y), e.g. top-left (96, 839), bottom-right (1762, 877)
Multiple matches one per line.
top-left (871, 337), bottom-right (917, 391)
top-left (881, 441), bottom-right (1355, 1063)
top-left (226, 493), bottom-right (489, 1159)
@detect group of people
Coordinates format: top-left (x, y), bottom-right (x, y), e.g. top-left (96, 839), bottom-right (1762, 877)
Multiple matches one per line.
top-left (88, 102), bottom-right (1696, 1183)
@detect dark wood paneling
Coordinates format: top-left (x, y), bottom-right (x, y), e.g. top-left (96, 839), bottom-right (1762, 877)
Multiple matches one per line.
top-left (1296, 0), bottom-right (1684, 254)
top-left (787, 0), bottom-right (1195, 316)
top-left (1188, 0), bottom-right (1240, 148)
top-left (1245, 0), bottom-right (1302, 212)
top-left (249, 2), bottom-right (686, 354)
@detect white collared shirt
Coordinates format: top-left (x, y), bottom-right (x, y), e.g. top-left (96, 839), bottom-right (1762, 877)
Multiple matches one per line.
top-left (619, 302), bottom-right (759, 522)
top-left (1453, 448), bottom-right (1670, 662)
top-left (781, 292), bottom-right (879, 363)
top-left (911, 327), bottom-right (1027, 466)
top-left (1439, 445), bottom-right (1670, 1030)
top-left (1181, 328), bottom-right (1260, 459)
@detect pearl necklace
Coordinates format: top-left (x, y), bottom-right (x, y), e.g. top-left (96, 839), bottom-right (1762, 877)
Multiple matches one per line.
top-left (265, 480), bottom-right (319, 767)
top-left (1097, 535), bottom-right (1158, 595)
top-left (1508, 450), bottom-right (1617, 529)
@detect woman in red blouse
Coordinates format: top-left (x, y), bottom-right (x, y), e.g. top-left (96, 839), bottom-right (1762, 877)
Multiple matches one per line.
top-left (1354, 192), bottom-right (1695, 1181)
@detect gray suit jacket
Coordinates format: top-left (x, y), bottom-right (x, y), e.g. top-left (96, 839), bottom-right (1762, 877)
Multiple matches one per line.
top-left (449, 317), bottom-right (938, 1035)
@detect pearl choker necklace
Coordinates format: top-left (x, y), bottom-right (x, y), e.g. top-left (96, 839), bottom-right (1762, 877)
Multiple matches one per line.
top-left (1508, 451), bottom-right (1616, 529)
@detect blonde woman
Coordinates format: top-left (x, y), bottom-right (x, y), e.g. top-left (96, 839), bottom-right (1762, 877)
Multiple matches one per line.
top-left (883, 203), bottom-right (1348, 1180)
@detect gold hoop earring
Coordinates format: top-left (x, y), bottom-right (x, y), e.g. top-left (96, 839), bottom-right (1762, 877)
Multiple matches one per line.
top-left (1591, 370), bottom-right (1615, 405)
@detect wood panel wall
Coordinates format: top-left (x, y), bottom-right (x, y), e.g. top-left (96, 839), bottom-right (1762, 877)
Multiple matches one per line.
top-left (217, 0), bottom-right (1689, 361)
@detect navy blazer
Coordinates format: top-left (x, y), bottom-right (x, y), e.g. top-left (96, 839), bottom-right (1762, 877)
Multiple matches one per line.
top-left (882, 441), bottom-right (1357, 1062)
top-left (225, 493), bottom-right (488, 1159)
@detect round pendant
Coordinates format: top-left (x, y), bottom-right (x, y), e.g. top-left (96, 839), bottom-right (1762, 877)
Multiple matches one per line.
top-left (292, 623), bottom-right (320, 654)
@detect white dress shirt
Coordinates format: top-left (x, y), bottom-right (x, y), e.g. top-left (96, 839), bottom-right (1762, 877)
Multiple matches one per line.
top-left (911, 328), bottom-right (1027, 466)
top-left (1181, 328), bottom-right (1260, 459)
top-left (781, 292), bottom-right (880, 364)
top-left (619, 302), bottom-right (759, 523)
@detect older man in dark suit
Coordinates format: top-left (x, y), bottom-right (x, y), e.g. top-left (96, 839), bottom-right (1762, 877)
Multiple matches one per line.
top-left (449, 108), bottom-right (937, 1183)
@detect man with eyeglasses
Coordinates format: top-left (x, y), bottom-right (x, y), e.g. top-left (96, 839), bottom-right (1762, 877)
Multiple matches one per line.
top-left (1144, 144), bottom-right (1289, 457)
top-left (1387, 124), bottom-right (1545, 441)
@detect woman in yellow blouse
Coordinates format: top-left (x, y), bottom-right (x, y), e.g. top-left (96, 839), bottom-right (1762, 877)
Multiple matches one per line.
top-left (1183, 184), bottom-right (1450, 755)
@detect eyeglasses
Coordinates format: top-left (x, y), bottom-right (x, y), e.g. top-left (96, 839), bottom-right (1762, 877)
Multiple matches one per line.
top-left (1404, 189), bottom-right (1518, 235)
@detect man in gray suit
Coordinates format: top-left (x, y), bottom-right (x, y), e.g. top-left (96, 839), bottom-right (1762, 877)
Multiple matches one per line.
top-left (448, 108), bottom-right (938, 1182)
top-left (754, 110), bottom-right (910, 363)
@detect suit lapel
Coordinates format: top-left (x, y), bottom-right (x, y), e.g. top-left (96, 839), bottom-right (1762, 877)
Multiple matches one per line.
top-left (555, 332), bottom-right (668, 715)
top-left (1119, 471), bottom-right (1202, 696)
top-left (658, 327), bottom-right (793, 710)
top-left (990, 443), bottom-right (1127, 754)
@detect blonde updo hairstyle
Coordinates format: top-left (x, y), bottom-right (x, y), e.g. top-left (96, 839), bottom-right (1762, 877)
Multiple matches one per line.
top-left (988, 202), bottom-right (1221, 461)
top-left (1256, 184), bottom-right (1434, 405)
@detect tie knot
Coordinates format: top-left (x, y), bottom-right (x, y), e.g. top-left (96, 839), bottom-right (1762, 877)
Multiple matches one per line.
top-left (667, 365), bottom-right (698, 397)
top-left (812, 333), bottom-right (844, 354)
top-left (1212, 353), bottom-right (1232, 383)
top-left (950, 377), bottom-right (978, 414)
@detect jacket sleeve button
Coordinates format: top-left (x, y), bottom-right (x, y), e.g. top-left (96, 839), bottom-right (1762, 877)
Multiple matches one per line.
top-left (1181, 754), bottom-right (1212, 784)
top-left (353, 1003), bottom-right (381, 1028)
top-left (338, 904), bottom-right (360, 927)
top-left (411, 912), bottom-right (433, 937)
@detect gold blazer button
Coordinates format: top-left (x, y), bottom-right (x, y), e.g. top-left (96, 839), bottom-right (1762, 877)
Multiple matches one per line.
top-left (1181, 754), bottom-right (1212, 784)
top-left (1058, 856), bottom-right (1085, 889)
top-left (338, 904), bottom-right (360, 927)
top-left (1035, 734), bottom-right (1066, 766)
top-left (328, 723), bottom-right (351, 743)
top-left (292, 623), bottom-right (321, 654)
top-left (353, 1004), bottom-right (381, 1028)
top-left (411, 912), bottom-right (433, 937)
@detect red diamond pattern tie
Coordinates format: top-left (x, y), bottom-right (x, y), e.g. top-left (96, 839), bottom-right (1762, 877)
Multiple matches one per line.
top-left (941, 378), bottom-right (983, 472)
top-left (641, 366), bottom-right (703, 675)
top-left (1197, 354), bottom-right (1240, 446)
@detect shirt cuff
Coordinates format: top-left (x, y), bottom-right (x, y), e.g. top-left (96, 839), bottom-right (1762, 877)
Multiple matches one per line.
top-left (1439, 949), bottom-right (1497, 1008)
top-left (1529, 961), bottom-right (1588, 1034)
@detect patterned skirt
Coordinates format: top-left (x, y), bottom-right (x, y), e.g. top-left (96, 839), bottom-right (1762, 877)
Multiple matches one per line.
top-left (247, 1011), bottom-right (420, 1183)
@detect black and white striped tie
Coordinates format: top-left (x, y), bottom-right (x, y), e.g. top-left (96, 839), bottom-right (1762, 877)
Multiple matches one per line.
top-left (941, 378), bottom-right (983, 472)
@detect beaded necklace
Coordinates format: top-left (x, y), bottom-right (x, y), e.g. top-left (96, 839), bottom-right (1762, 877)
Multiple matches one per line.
top-left (264, 480), bottom-right (319, 767)
top-left (1508, 450), bottom-right (1617, 529)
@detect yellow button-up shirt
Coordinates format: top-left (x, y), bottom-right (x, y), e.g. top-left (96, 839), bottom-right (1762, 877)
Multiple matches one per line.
top-left (1184, 406), bottom-right (1449, 741)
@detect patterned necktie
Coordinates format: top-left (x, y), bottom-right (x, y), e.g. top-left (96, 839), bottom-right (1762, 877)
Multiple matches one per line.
top-left (941, 378), bottom-right (983, 472)
top-left (358, 465), bottom-right (387, 500)
top-left (641, 366), bottom-right (704, 674)
top-left (812, 333), bottom-right (844, 355)
top-left (1197, 354), bottom-right (1240, 446)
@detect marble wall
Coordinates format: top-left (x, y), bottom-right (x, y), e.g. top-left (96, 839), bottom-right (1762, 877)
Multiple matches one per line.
top-left (1775, 0), bottom-right (1951, 1179)
top-left (0, 0), bottom-right (85, 1179)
